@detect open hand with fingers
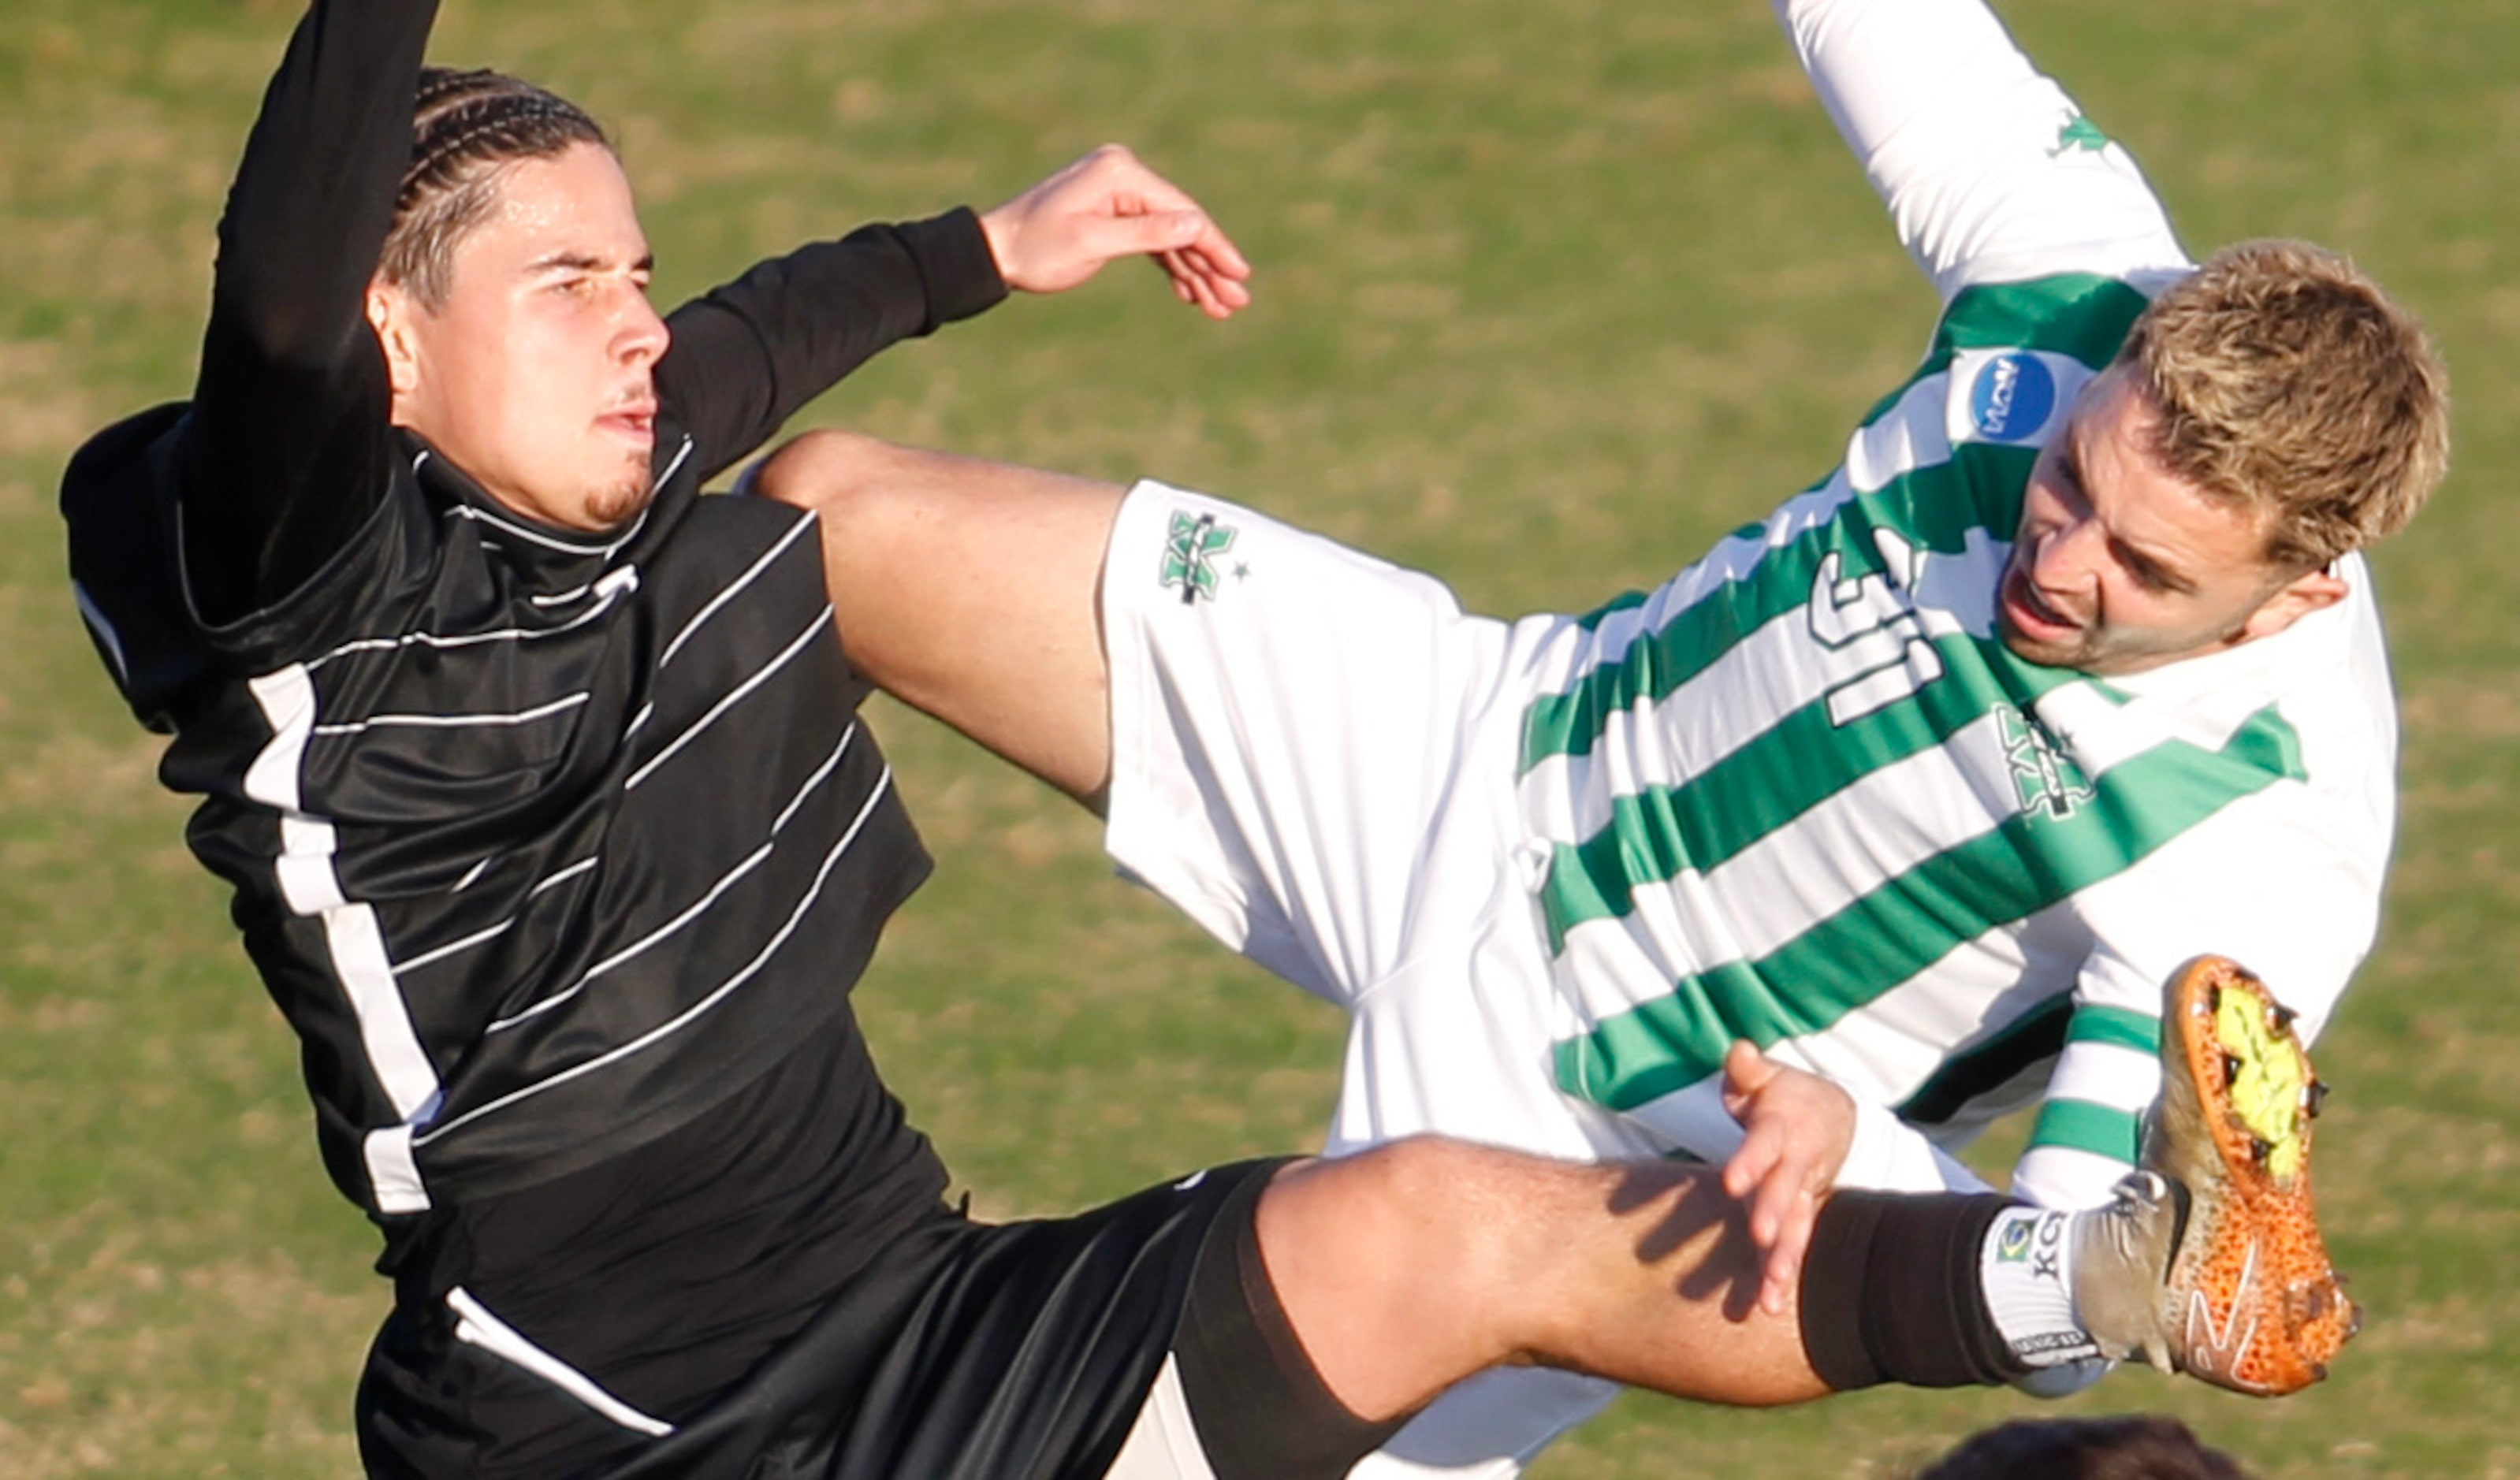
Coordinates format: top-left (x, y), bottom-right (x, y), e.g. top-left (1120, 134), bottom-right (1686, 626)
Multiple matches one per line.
top-left (1720, 1039), bottom-right (1856, 1317)
top-left (979, 144), bottom-right (1253, 318)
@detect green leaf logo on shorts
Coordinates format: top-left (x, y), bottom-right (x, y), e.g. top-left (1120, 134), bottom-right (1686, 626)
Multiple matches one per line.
top-left (2049, 113), bottom-right (2109, 157)
top-left (1160, 511), bottom-right (1238, 604)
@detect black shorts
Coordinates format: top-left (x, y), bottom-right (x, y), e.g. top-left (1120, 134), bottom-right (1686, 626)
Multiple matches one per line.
top-left (362, 1157), bottom-right (1404, 1480)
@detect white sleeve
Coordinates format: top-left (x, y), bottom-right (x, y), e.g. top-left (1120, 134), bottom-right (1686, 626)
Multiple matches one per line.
top-left (1772, 0), bottom-right (2191, 298)
top-left (1842, 1092), bottom-right (1995, 1193)
top-left (1617, 1069), bottom-right (1994, 1195)
top-left (2010, 798), bottom-right (2383, 1210)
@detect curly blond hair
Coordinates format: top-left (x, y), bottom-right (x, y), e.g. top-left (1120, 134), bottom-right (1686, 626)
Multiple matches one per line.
top-left (2119, 240), bottom-right (2449, 570)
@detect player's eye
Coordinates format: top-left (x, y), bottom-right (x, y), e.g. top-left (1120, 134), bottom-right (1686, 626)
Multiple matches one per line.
top-left (2116, 547), bottom-right (2177, 593)
top-left (2053, 458), bottom-right (2089, 508)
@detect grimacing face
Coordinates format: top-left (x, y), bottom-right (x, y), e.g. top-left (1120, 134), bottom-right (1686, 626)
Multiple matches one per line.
top-left (1995, 366), bottom-right (2346, 675)
top-left (365, 142), bottom-right (669, 532)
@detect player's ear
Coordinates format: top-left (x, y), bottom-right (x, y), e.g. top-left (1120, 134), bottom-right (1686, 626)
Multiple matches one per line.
top-left (366, 277), bottom-right (424, 400)
top-left (2238, 565), bottom-right (2348, 643)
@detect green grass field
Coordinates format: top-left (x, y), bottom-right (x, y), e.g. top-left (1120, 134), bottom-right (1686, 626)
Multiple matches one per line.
top-left (5, 0), bottom-right (2518, 1474)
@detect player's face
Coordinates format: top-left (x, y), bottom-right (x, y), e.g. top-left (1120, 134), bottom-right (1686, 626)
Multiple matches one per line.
top-left (369, 143), bottom-right (669, 532)
top-left (1997, 367), bottom-right (2343, 675)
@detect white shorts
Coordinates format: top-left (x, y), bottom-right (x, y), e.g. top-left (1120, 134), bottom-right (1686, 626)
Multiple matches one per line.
top-left (1101, 482), bottom-right (1641, 1476)
top-left (1100, 481), bottom-right (1984, 1478)
top-left (1102, 481), bottom-right (1655, 1160)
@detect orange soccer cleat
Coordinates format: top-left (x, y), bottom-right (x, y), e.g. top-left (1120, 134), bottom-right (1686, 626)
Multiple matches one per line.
top-left (2071, 954), bottom-right (2360, 1395)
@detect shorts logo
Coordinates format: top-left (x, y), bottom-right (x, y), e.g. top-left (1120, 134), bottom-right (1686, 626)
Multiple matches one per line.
top-left (1969, 352), bottom-right (2056, 443)
top-left (2049, 113), bottom-right (2110, 157)
top-left (1997, 1215), bottom-right (2038, 1263)
top-left (1160, 511), bottom-right (1239, 604)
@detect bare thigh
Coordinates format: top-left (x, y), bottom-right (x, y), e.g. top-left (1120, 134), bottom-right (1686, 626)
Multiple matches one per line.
top-left (750, 430), bottom-right (1126, 801)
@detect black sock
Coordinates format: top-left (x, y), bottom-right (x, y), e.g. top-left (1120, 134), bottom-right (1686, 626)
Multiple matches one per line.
top-left (1797, 1192), bottom-right (2021, 1391)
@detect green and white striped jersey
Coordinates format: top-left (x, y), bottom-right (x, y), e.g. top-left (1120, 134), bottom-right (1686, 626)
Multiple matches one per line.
top-left (1328, 0), bottom-right (2407, 1471)
top-left (1517, 271), bottom-right (2395, 1207)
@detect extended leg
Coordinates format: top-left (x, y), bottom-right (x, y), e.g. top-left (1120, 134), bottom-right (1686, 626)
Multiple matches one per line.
top-left (1251, 1139), bottom-right (1839, 1421)
top-left (1253, 954), bottom-right (2360, 1429)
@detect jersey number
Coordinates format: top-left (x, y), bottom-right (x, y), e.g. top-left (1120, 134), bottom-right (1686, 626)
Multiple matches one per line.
top-left (1807, 527), bottom-right (1945, 726)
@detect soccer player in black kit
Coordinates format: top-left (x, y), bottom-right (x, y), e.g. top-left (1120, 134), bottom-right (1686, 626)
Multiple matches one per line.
top-left (58, 1), bottom-right (2322, 1475)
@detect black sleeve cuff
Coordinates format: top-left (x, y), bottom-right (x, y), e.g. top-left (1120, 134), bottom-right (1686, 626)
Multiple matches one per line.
top-left (897, 206), bottom-right (1009, 328)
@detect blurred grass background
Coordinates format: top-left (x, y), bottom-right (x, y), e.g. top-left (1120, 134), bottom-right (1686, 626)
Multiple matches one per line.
top-left (3, 0), bottom-right (2517, 1473)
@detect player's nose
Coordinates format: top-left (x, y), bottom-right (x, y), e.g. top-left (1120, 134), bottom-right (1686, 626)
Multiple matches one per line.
top-left (615, 292), bottom-right (670, 366)
top-left (2031, 512), bottom-right (2106, 586)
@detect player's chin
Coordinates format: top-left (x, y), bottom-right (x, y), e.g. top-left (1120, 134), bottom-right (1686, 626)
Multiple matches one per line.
top-left (583, 462), bottom-right (658, 529)
top-left (1994, 612), bottom-right (2083, 671)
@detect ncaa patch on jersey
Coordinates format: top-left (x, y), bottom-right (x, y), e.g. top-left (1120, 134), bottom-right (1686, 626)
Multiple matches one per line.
top-left (1969, 351), bottom-right (2056, 441)
top-left (1947, 347), bottom-right (2086, 449)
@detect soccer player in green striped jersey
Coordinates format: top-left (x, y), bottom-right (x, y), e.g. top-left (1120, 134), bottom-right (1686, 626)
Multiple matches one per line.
top-left (754, 0), bottom-right (2446, 1470)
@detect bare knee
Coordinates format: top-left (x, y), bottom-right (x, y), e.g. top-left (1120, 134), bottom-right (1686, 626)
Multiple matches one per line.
top-left (746, 428), bottom-right (919, 541)
top-left (737, 430), bottom-right (1126, 797)
top-left (1256, 1137), bottom-right (1570, 1403)
top-left (1342, 1136), bottom-right (1560, 1285)
top-left (746, 429), bottom-right (994, 628)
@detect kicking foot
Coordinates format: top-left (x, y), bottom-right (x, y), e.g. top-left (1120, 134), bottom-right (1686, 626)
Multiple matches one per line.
top-left (2072, 955), bottom-right (2358, 1395)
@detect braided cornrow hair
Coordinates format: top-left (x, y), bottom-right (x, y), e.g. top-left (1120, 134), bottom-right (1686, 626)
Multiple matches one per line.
top-left (378, 66), bottom-right (611, 309)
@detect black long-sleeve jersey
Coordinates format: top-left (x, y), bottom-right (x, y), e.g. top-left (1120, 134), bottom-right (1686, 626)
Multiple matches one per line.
top-left (60, 0), bottom-right (1010, 1441)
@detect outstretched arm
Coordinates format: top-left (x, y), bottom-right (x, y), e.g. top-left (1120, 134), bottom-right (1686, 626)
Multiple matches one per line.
top-left (661, 213), bottom-right (1008, 485)
top-left (182, 0), bottom-right (435, 624)
top-left (1773, 0), bottom-right (2187, 298)
top-left (665, 147), bottom-right (1249, 483)
top-left (980, 143), bottom-right (1252, 318)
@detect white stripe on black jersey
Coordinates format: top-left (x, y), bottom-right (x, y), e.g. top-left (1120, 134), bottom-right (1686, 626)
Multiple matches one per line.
top-left (145, 430), bottom-right (930, 1216)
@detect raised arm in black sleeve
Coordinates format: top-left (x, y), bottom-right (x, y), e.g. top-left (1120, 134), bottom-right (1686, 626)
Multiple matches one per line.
top-left (182, 0), bottom-right (435, 625)
top-left (659, 207), bottom-right (1008, 485)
